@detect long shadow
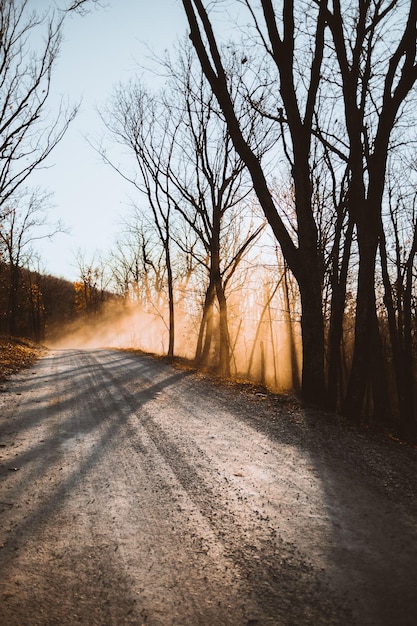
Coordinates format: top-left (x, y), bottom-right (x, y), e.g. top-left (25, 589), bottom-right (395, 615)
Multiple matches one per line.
top-left (2, 349), bottom-right (417, 625)
top-left (207, 387), bottom-right (417, 626)
top-left (110, 361), bottom-right (417, 625)
top-left (0, 361), bottom-right (185, 625)
top-left (1, 350), bottom-right (337, 624)
top-left (0, 351), bottom-right (193, 552)
top-left (0, 349), bottom-right (169, 445)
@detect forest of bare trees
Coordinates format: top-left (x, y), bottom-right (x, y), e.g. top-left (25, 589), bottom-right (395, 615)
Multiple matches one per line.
top-left (1, 0), bottom-right (417, 439)
top-left (0, 0), bottom-right (100, 331)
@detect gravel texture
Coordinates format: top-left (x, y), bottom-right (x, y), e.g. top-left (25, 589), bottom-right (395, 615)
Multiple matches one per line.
top-left (1, 348), bottom-right (417, 625)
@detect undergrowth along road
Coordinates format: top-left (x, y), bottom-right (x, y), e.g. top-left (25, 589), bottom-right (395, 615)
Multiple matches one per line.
top-left (0, 335), bottom-right (45, 381)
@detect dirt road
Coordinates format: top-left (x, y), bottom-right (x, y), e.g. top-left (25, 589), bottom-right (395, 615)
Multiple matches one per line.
top-left (1, 349), bottom-right (417, 625)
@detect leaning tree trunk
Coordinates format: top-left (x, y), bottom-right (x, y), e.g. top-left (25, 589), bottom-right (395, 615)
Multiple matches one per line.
top-left (183, 0), bottom-right (327, 407)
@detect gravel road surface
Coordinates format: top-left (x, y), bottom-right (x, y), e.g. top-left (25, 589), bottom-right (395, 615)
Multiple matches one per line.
top-left (1, 349), bottom-right (417, 625)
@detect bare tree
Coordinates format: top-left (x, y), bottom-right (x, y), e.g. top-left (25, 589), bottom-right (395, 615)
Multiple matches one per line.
top-left (0, 0), bottom-right (100, 336)
top-left (182, 0), bottom-right (328, 405)
top-left (320, 1), bottom-right (417, 422)
top-left (99, 44), bottom-right (266, 370)
top-left (182, 1), bottom-right (417, 427)
top-left (0, 0), bottom-right (92, 216)
top-left (98, 84), bottom-right (178, 356)
top-left (74, 250), bottom-right (112, 319)
top-left (110, 213), bottom-right (171, 311)
top-left (159, 48), bottom-right (265, 376)
top-left (0, 188), bottom-right (63, 334)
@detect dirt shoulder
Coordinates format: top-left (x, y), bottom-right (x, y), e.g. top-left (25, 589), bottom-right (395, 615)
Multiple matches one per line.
top-left (0, 335), bottom-right (46, 381)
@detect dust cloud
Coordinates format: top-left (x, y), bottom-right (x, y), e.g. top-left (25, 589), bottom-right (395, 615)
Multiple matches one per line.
top-left (48, 302), bottom-right (171, 354)
top-left (48, 288), bottom-right (302, 394)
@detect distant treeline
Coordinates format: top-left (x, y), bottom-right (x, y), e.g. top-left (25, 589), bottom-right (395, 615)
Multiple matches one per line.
top-left (0, 262), bottom-right (117, 343)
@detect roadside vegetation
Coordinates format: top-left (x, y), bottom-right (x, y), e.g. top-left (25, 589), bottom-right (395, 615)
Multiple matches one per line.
top-left (0, 335), bottom-right (45, 382)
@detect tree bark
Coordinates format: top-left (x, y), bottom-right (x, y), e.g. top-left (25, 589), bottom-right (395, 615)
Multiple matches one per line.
top-left (327, 217), bottom-right (353, 409)
top-left (298, 268), bottom-right (326, 405)
top-left (7, 265), bottom-right (20, 336)
top-left (401, 225), bottom-right (417, 438)
top-left (343, 223), bottom-right (390, 422)
top-left (195, 281), bottom-right (216, 364)
top-left (283, 265), bottom-right (300, 392)
top-left (164, 240), bottom-right (175, 357)
top-left (215, 277), bottom-right (231, 377)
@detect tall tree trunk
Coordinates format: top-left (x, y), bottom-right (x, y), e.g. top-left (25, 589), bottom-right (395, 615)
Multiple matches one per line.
top-left (283, 265), bottom-right (300, 392)
top-left (343, 227), bottom-right (390, 422)
top-left (7, 264), bottom-right (20, 336)
top-left (195, 281), bottom-right (216, 363)
top-left (327, 217), bottom-right (353, 409)
top-left (215, 277), bottom-right (231, 377)
top-left (379, 227), bottom-right (408, 429)
top-left (401, 226), bottom-right (417, 438)
top-left (164, 241), bottom-right (175, 357)
top-left (298, 270), bottom-right (326, 405)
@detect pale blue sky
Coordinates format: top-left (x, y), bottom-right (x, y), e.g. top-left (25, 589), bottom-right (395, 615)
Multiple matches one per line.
top-left (32, 0), bottom-right (188, 280)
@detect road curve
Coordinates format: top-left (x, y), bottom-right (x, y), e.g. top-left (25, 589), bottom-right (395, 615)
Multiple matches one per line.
top-left (1, 349), bottom-right (417, 625)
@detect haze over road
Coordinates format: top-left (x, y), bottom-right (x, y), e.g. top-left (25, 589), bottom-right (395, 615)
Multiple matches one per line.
top-left (1, 349), bottom-right (417, 625)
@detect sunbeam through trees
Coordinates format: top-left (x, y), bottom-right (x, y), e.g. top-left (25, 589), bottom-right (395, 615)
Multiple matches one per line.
top-left (1, 0), bottom-right (417, 439)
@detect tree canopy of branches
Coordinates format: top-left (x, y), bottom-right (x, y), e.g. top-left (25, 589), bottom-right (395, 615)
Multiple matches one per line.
top-left (182, 0), bottom-right (330, 405)
top-left (0, 188), bottom-right (64, 334)
top-left (182, 0), bottom-right (417, 434)
top-left (0, 0), bottom-right (98, 340)
top-left (0, 0), bottom-right (85, 215)
top-left (99, 44), bottom-right (267, 371)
